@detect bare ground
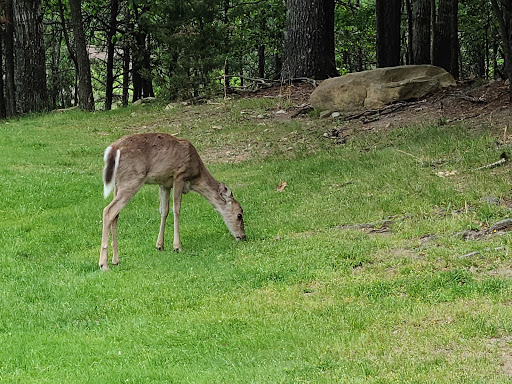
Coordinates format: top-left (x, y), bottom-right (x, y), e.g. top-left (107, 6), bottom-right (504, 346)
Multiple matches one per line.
top-left (240, 78), bottom-right (512, 134)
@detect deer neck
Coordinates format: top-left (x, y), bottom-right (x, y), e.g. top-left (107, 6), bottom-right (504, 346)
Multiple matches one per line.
top-left (192, 165), bottom-right (225, 210)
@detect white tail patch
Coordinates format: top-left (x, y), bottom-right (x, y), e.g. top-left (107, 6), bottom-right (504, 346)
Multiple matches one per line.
top-left (103, 146), bottom-right (120, 198)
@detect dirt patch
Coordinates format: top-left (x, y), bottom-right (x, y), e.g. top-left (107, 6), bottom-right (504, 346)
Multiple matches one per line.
top-left (489, 335), bottom-right (512, 376)
top-left (240, 78), bottom-right (512, 134)
top-left (236, 82), bottom-right (316, 106)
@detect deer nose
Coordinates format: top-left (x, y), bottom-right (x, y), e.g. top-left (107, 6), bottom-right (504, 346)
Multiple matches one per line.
top-left (237, 235), bottom-right (247, 241)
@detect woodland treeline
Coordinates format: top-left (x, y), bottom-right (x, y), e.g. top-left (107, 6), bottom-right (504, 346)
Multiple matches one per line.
top-left (0, 0), bottom-right (511, 118)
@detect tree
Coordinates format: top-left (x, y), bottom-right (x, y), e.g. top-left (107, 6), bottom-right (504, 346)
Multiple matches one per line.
top-left (0, 33), bottom-right (5, 118)
top-left (490, 0), bottom-right (512, 100)
top-left (13, 0), bottom-right (50, 114)
top-left (104, 0), bottom-right (119, 110)
top-left (1, 0), bottom-right (16, 117)
top-left (130, 4), bottom-right (154, 102)
top-left (375, 0), bottom-right (401, 67)
top-left (410, 0), bottom-right (431, 64)
top-left (282, 0), bottom-right (338, 79)
top-left (433, 0), bottom-right (459, 78)
top-left (69, 0), bottom-right (94, 111)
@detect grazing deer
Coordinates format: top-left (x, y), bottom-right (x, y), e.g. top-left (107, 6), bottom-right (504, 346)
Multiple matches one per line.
top-left (99, 133), bottom-right (246, 270)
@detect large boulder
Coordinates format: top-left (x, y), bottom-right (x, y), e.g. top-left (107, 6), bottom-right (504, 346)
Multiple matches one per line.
top-left (310, 65), bottom-right (456, 113)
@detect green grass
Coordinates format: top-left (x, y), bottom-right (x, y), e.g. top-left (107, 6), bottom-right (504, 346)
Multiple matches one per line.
top-left (1, 99), bottom-right (512, 383)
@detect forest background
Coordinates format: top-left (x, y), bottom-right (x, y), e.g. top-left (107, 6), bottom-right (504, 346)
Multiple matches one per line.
top-left (0, 0), bottom-right (511, 117)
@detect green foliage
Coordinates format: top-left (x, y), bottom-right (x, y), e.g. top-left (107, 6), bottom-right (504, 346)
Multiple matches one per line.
top-left (335, 1), bottom-right (376, 73)
top-left (37, 0), bottom-right (510, 107)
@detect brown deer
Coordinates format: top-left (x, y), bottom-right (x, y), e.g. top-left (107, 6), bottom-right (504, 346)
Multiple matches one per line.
top-left (99, 133), bottom-right (246, 270)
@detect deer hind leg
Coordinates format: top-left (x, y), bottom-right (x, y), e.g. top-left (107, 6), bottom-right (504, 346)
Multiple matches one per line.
top-left (99, 186), bottom-right (140, 270)
top-left (111, 214), bottom-right (120, 266)
top-left (172, 179), bottom-right (185, 252)
top-left (156, 185), bottom-right (171, 251)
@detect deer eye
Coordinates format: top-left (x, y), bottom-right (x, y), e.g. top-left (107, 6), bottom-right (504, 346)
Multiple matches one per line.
top-left (237, 214), bottom-right (243, 221)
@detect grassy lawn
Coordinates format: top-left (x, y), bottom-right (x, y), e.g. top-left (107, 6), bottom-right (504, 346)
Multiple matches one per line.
top-left (0, 98), bottom-right (511, 383)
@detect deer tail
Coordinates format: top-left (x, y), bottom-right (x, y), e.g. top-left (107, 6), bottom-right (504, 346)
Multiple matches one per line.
top-left (103, 146), bottom-right (120, 199)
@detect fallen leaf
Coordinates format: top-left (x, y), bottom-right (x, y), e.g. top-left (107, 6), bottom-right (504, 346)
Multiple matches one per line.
top-left (276, 181), bottom-right (288, 192)
top-left (436, 170), bottom-right (458, 177)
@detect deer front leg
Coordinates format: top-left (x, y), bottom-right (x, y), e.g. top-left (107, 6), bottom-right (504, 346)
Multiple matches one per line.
top-left (156, 185), bottom-right (171, 251)
top-left (172, 179), bottom-right (184, 252)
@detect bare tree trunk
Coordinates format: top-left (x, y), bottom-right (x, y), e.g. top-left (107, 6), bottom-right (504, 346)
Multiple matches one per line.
top-left (13, 0), bottom-right (49, 114)
top-left (450, 0), bottom-right (459, 78)
top-left (376, 0), bottom-right (402, 67)
top-left (121, 4), bottom-right (131, 107)
top-left (105, 0), bottom-right (119, 110)
top-left (0, 32), bottom-right (5, 118)
top-left (282, 0), bottom-right (338, 79)
top-left (411, 0), bottom-right (431, 64)
top-left (122, 40), bottom-right (130, 107)
top-left (405, 0), bottom-right (413, 64)
top-left (433, 0), bottom-right (459, 78)
top-left (132, 29), bottom-right (153, 101)
top-left (69, 0), bottom-right (95, 111)
top-left (258, 45), bottom-right (265, 79)
top-left (2, 0), bottom-right (15, 117)
top-left (490, 0), bottom-right (512, 100)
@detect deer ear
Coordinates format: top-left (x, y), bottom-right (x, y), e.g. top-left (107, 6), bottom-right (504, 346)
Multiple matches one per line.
top-left (218, 182), bottom-right (233, 201)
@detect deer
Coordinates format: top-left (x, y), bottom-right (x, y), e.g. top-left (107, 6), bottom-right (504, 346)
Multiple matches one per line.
top-left (99, 133), bottom-right (246, 270)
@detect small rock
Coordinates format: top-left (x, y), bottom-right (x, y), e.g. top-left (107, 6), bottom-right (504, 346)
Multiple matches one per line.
top-left (319, 110), bottom-right (332, 119)
top-left (481, 196), bottom-right (500, 206)
top-left (331, 111), bottom-right (341, 118)
top-left (491, 218), bottom-right (512, 233)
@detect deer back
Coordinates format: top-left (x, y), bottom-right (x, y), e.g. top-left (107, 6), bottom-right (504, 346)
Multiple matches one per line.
top-left (110, 133), bottom-right (202, 188)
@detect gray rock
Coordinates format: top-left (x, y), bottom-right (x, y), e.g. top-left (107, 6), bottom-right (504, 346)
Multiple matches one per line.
top-left (310, 65), bottom-right (456, 113)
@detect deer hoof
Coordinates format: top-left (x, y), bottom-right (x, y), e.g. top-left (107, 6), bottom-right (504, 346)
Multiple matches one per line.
top-left (173, 247), bottom-right (182, 253)
top-left (99, 264), bottom-right (109, 271)
top-left (156, 245), bottom-right (164, 251)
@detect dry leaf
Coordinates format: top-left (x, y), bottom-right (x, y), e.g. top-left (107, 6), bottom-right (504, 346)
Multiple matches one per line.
top-left (276, 181), bottom-right (288, 192)
top-left (436, 170), bottom-right (458, 178)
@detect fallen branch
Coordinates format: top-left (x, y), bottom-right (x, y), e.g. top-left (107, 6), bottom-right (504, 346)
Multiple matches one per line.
top-left (336, 214), bottom-right (412, 234)
top-left (460, 246), bottom-right (507, 259)
top-left (472, 153), bottom-right (508, 171)
top-left (222, 75), bottom-right (318, 92)
top-left (290, 104), bottom-right (313, 118)
top-left (455, 92), bottom-right (486, 103)
top-left (341, 100), bottom-right (424, 123)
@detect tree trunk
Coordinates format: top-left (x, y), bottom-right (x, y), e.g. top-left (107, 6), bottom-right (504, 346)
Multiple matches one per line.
top-left (274, 53), bottom-right (282, 80)
top-left (411, 0), bottom-right (431, 64)
top-left (258, 44), bottom-right (265, 79)
top-left (433, 0), bottom-right (459, 78)
top-left (2, 0), bottom-right (16, 117)
top-left (405, 0), bottom-right (413, 64)
top-left (0, 33), bottom-right (5, 118)
top-left (69, 0), bottom-right (95, 111)
top-left (490, 0), bottom-right (512, 100)
top-left (376, 0), bottom-right (402, 67)
top-left (13, 0), bottom-right (49, 114)
top-left (282, 0), bottom-right (338, 80)
top-left (105, 0), bottom-right (119, 110)
top-left (449, 0), bottom-right (459, 79)
top-left (132, 30), bottom-right (153, 101)
top-left (122, 38), bottom-right (130, 107)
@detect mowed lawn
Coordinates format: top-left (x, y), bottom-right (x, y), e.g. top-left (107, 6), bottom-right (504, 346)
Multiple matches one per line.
top-left (0, 99), bottom-right (511, 383)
